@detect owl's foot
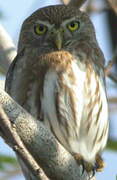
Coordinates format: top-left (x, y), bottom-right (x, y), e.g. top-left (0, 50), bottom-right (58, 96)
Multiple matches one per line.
top-left (74, 153), bottom-right (105, 176)
top-left (74, 153), bottom-right (95, 176)
top-left (95, 154), bottom-right (105, 172)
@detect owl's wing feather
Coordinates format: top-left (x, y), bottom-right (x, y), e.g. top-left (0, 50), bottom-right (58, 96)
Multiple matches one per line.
top-left (5, 49), bottom-right (25, 93)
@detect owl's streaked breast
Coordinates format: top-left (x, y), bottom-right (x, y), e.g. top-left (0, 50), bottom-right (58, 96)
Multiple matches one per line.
top-left (40, 59), bottom-right (86, 152)
top-left (36, 51), bottom-right (108, 162)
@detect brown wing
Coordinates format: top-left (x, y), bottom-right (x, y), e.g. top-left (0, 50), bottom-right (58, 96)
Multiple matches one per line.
top-left (5, 49), bottom-right (25, 93)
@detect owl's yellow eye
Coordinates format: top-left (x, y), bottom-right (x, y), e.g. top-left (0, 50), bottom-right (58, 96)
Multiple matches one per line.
top-left (67, 21), bottom-right (80, 32)
top-left (34, 24), bottom-right (47, 35)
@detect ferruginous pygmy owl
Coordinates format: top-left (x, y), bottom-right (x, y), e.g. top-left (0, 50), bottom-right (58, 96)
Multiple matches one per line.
top-left (5, 4), bottom-right (109, 177)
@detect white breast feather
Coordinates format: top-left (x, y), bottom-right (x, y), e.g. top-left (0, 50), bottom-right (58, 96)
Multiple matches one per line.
top-left (41, 61), bottom-right (108, 162)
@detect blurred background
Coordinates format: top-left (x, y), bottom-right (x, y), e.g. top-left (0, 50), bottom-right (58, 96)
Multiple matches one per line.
top-left (0, 0), bottom-right (117, 179)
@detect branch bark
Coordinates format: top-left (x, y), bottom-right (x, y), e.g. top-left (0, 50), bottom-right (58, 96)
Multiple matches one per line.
top-left (61, 0), bottom-right (87, 7)
top-left (0, 88), bottom-right (95, 180)
top-left (105, 47), bottom-right (117, 83)
top-left (0, 105), bottom-right (49, 180)
top-left (0, 24), bottom-right (17, 74)
top-left (107, 0), bottom-right (117, 14)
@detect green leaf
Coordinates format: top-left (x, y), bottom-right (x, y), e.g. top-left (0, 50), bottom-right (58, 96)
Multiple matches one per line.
top-left (107, 139), bottom-right (117, 151)
top-left (0, 154), bottom-right (18, 170)
top-left (0, 66), bottom-right (6, 74)
top-left (0, 155), bottom-right (17, 165)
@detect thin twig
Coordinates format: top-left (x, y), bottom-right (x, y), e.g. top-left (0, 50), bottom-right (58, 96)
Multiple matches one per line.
top-left (108, 73), bottom-right (117, 83)
top-left (105, 47), bottom-right (117, 76)
top-left (105, 47), bottom-right (117, 83)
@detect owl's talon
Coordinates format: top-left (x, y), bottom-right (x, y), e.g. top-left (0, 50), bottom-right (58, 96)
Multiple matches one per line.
top-left (81, 162), bottom-right (85, 176)
top-left (95, 154), bottom-right (105, 172)
top-left (74, 153), bottom-right (105, 175)
top-left (73, 153), bottom-right (85, 175)
top-left (74, 153), bottom-right (95, 177)
top-left (89, 167), bottom-right (95, 179)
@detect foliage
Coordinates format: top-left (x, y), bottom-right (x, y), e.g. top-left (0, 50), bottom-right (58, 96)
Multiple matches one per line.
top-left (107, 139), bottom-right (117, 151)
top-left (0, 154), bottom-right (18, 170)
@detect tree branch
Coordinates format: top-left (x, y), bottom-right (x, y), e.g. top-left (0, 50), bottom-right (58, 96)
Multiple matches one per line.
top-left (0, 88), bottom-right (95, 180)
top-left (107, 0), bottom-right (117, 14)
top-left (105, 47), bottom-right (117, 83)
top-left (0, 24), bottom-right (17, 74)
top-left (0, 105), bottom-right (49, 180)
top-left (61, 0), bottom-right (87, 7)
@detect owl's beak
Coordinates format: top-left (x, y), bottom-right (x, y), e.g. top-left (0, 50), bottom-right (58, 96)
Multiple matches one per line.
top-left (54, 31), bottom-right (63, 50)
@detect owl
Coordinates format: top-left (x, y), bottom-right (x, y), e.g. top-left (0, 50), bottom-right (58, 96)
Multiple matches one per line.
top-left (5, 4), bottom-right (109, 177)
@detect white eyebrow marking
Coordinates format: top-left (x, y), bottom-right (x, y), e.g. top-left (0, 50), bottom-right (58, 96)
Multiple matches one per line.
top-left (35, 20), bottom-right (54, 28)
top-left (61, 17), bottom-right (78, 27)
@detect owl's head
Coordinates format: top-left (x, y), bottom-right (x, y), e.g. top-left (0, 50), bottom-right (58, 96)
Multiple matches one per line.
top-left (18, 5), bottom-right (96, 52)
